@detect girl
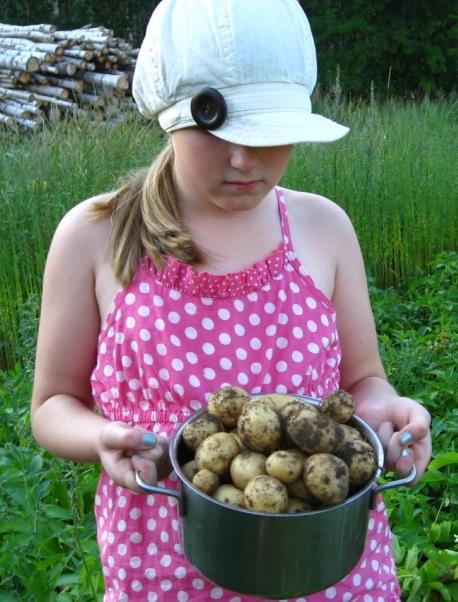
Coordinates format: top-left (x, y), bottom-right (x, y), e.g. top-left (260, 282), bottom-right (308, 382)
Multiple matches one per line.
top-left (31, 1), bottom-right (431, 600)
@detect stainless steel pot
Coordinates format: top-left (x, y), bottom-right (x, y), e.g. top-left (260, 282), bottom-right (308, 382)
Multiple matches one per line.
top-left (136, 397), bottom-right (415, 598)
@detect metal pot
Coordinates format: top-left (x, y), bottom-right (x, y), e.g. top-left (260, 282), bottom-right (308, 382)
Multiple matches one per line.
top-left (136, 397), bottom-right (415, 599)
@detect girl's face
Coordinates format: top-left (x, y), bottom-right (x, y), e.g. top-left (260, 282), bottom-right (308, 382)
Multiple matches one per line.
top-left (171, 128), bottom-right (292, 214)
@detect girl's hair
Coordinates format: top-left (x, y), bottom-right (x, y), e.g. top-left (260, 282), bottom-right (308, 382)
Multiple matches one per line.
top-left (91, 143), bottom-right (203, 286)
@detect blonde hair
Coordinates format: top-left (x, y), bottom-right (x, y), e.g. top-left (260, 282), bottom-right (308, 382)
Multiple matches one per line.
top-left (92, 143), bottom-right (203, 286)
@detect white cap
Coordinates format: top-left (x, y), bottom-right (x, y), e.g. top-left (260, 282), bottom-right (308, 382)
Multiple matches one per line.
top-left (133, 0), bottom-right (349, 147)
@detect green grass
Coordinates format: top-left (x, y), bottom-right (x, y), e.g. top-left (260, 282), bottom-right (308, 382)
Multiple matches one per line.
top-left (0, 251), bottom-right (456, 600)
top-left (0, 97), bottom-right (457, 369)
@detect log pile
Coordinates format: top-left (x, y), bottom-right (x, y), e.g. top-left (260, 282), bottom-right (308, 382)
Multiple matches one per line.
top-left (0, 23), bottom-right (139, 129)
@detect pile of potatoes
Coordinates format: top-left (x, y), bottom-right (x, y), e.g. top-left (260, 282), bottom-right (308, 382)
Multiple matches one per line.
top-left (180, 386), bottom-right (377, 514)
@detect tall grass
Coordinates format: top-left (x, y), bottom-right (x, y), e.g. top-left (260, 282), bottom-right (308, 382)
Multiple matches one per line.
top-left (286, 95), bottom-right (457, 286)
top-left (0, 97), bottom-right (456, 369)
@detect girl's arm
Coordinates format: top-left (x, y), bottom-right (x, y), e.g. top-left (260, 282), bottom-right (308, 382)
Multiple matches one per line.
top-left (330, 205), bottom-right (431, 480)
top-left (31, 202), bottom-right (168, 490)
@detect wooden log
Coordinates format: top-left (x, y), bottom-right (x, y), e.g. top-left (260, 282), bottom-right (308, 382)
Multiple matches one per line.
top-left (0, 112), bottom-right (13, 125)
top-left (80, 71), bottom-right (128, 90)
top-left (32, 73), bottom-right (50, 85)
top-left (41, 74), bottom-right (84, 93)
top-left (14, 116), bottom-right (41, 129)
top-left (0, 23), bottom-right (56, 33)
top-left (59, 56), bottom-right (87, 70)
top-left (91, 42), bottom-right (108, 54)
top-left (32, 93), bottom-right (77, 109)
top-left (0, 99), bottom-right (43, 116)
top-left (43, 61), bottom-right (77, 76)
top-left (0, 30), bottom-right (55, 43)
top-left (0, 86), bottom-right (33, 102)
top-left (0, 38), bottom-right (64, 57)
top-left (0, 52), bottom-right (39, 72)
top-left (79, 92), bottom-right (105, 108)
top-left (0, 100), bottom-right (34, 118)
top-left (63, 48), bottom-right (94, 61)
top-left (26, 84), bottom-right (69, 99)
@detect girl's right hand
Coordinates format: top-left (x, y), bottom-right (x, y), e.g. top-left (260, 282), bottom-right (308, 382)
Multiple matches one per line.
top-left (96, 421), bottom-right (171, 493)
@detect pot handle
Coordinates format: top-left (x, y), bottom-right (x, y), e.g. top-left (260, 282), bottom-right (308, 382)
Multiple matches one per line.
top-left (135, 471), bottom-right (185, 516)
top-left (370, 465), bottom-right (417, 509)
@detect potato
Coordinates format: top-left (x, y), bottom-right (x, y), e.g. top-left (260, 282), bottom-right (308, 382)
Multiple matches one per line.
top-left (230, 451), bottom-right (266, 490)
top-left (286, 498), bottom-right (313, 513)
top-left (266, 450), bottom-right (303, 484)
top-left (195, 432), bottom-right (240, 475)
top-left (181, 459), bottom-right (199, 481)
top-left (208, 385), bottom-right (250, 428)
top-left (230, 430), bottom-right (247, 452)
top-left (321, 389), bottom-right (355, 423)
top-left (182, 412), bottom-right (223, 451)
top-left (336, 439), bottom-right (377, 487)
top-left (335, 423), bottom-right (365, 449)
top-left (213, 484), bottom-right (245, 508)
top-left (251, 393), bottom-right (299, 414)
top-left (286, 477), bottom-right (317, 504)
top-left (244, 475), bottom-right (288, 513)
top-left (303, 453), bottom-right (349, 505)
top-left (237, 401), bottom-right (281, 454)
top-left (192, 469), bottom-right (219, 495)
top-left (286, 447), bottom-right (308, 462)
top-left (277, 399), bottom-right (318, 424)
top-left (286, 406), bottom-right (344, 453)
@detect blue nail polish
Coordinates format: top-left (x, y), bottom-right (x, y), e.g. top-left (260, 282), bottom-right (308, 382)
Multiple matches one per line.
top-left (400, 448), bottom-right (411, 458)
top-left (143, 434), bottom-right (156, 446)
top-left (400, 432), bottom-right (413, 446)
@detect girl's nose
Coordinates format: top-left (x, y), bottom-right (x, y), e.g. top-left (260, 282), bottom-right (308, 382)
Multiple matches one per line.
top-left (229, 144), bottom-right (257, 172)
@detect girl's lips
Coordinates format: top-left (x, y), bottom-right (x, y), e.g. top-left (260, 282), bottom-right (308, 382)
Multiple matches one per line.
top-left (224, 180), bottom-right (262, 190)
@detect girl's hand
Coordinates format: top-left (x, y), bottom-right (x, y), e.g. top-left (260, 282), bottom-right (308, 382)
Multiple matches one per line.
top-left (357, 396), bottom-right (431, 483)
top-left (96, 421), bottom-right (171, 492)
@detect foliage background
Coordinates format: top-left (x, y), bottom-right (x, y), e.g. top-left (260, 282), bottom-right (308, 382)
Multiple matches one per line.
top-left (1, 0), bottom-right (456, 96)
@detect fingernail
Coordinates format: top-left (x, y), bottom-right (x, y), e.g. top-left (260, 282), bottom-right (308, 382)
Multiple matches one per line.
top-left (400, 432), bottom-right (413, 446)
top-left (143, 434), bottom-right (156, 447)
top-left (400, 448), bottom-right (411, 459)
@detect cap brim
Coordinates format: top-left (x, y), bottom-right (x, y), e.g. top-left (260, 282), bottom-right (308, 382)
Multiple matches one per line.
top-left (207, 111), bottom-right (350, 147)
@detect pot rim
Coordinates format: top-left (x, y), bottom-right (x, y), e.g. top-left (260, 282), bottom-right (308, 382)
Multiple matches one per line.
top-left (170, 395), bottom-right (385, 517)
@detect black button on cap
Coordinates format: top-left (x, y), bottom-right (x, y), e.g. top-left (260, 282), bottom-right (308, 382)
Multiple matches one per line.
top-left (190, 87), bottom-right (227, 130)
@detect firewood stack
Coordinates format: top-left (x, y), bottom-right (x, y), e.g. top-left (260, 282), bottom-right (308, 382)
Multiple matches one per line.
top-left (0, 23), bottom-right (139, 129)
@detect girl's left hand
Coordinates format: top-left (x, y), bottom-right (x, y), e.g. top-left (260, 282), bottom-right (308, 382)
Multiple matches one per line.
top-left (357, 396), bottom-right (432, 483)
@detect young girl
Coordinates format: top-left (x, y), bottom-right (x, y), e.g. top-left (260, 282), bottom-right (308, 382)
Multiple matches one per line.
top-left (31, 1), bottom-right (431, 600)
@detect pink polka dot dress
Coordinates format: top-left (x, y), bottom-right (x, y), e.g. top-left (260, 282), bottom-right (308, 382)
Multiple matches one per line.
top-left (90, 188), bottom-right (401, 601)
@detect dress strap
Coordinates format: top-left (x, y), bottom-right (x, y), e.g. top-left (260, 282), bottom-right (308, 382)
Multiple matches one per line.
top-left (275, 186), bottom-right (295, 257)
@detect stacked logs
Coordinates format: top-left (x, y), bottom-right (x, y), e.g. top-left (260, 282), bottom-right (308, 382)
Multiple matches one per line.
top-left (0, 23), bottom-right (139, 129)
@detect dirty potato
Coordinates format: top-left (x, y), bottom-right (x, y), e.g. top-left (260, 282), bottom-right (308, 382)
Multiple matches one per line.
top-left (237, 401), bottom-right (281, 454)
top-left (287, 477), bottom-right (317, 504)
top-left (230, 451), bottom-right (267, 490)
top-left (266, 450), bottom-right (303, 484)
top-left (286, 406), bottom-right (344, 453)
top-left (336, 423), bottom-right (365, 449)
top-left (286, 498), bottom-right (313, 513)
top-left (244, 475), bottom-right (288, 513)
top-left (195, 432), bottom-right (240, 475)
top-left (214, 484), bottom-right (245, 508)
top-left (181, 459), bottom-right (199, 482)
top-left (277, 399), bottom-right (318, 425)
top-left (192, 469), bottom-right (219, 495)
top-left (208, 385), bottom-right (250, 428)
top-left (182, 412), bottom-right (223, 451)
top-left (321, 389), bottom-right (355, 423)
top-left (303, 453), bottom-right (349, 506)
top-left (337, 439), bottom-right (377, 487)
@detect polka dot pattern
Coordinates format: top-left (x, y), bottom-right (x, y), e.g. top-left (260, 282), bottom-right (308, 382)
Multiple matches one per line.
top-left (91, 189), bottom-right (401, 601)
